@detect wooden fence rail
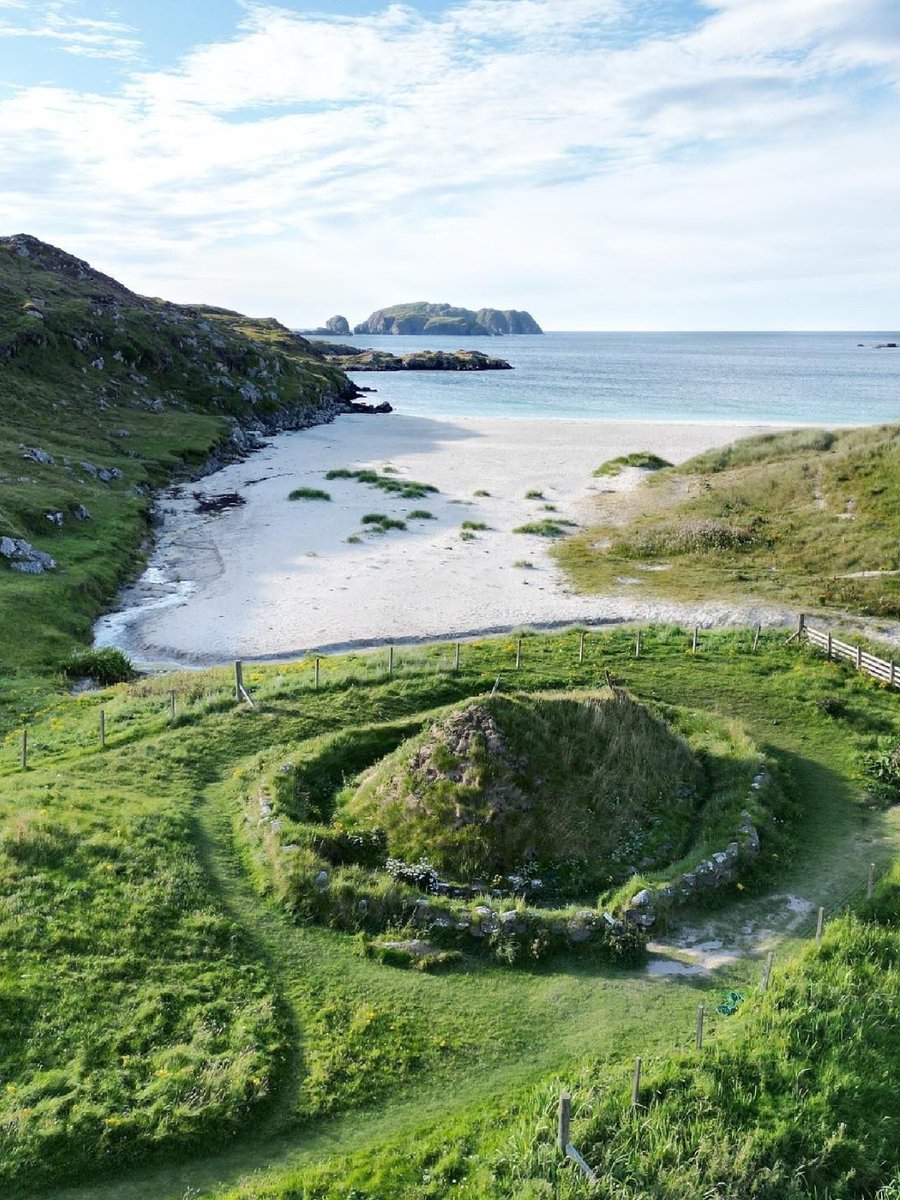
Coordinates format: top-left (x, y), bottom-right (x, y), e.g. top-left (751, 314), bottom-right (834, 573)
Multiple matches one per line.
top-left (801, 618), bottom-right (899, 689)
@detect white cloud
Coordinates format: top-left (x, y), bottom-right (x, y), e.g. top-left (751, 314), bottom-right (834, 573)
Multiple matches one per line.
top-left (0, 0), bottom-right (898, 327)
top-left (0, 0), bottom-right (140, 60)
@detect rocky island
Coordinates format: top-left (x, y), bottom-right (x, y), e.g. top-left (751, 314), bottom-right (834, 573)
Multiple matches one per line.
top-left (297, 314), bottom-right (351, 335)
top-left (353, 301), bottom-right (542, 336)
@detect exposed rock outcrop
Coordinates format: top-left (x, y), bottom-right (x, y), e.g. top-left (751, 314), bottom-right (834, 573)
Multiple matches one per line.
top-left (322, 348), bottom-right (512, 372)
top-left (0, 536), bottom-right (56, 573)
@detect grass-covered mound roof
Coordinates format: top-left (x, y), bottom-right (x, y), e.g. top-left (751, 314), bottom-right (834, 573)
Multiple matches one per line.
top-left (341, 689), bottom-right (704, 883)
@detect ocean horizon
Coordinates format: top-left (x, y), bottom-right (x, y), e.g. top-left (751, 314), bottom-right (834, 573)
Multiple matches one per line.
top-left (315, 330), bottom-right (900, 426)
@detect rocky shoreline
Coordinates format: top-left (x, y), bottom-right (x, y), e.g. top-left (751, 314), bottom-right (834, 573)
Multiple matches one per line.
top-left (316, 346), bottom-right (512, 372)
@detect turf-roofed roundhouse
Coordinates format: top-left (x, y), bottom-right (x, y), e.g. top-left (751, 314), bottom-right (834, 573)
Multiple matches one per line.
top-left (244, 684), bottom-right (781, 965)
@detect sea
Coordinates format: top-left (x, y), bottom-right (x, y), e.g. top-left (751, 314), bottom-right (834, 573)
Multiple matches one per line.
top-left (313, 331), bottom-right (900, 426)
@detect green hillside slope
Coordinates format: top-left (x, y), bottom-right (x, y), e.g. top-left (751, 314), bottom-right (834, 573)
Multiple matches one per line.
top-left (0, 234), bottom-right (361, 673)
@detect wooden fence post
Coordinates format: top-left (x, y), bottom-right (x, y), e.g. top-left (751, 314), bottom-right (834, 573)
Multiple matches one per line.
top-left (579, 629), bottom-right (585, 665)
top-left (21, 726), bottom-right (27, 770)
top-left (516, 638), bottom-right (522, 669)
top-left (798, 613), bottom-right (806, 637)
top-left (170, 690), bottom-right (176, 721)
top-left (892, 660), bottom-right (897, 688)
top-left (826, 632), bottom-right (833, 660)
top-left (315, 656), bottom-right (320, 691)
top-left (696, 1004), bottom-right (705, 1050)
top-left (635, 629), bottom-right (642, 658)
top-left (815, 906), bottom-right (825, 944)
top-left (752, 624), bottom-right (761, 653)
top-left (558, 1092), bottom-right (571, 1153)
top-left (867, 863), bottom-right (875, 901)
top-left (761, 951), bottom-right (774, 991)
top-left (856, 644), bottom-right (863, 670)
top-left (234, 660), bottom-right (243, 703)
top-left (692, 626), bottom-right (699, 654)
top-left (455, 641), bottom-right (461, 672)
top-left (99, 708), bottom-right (106, 749)
top-left (388, 645), bottom-right (394, 677)
top-left (631, 1057), bottom-right (642, 1108)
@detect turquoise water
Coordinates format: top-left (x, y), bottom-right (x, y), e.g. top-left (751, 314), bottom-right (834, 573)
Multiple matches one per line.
top-left (318, 331), bottom-right (900, 425)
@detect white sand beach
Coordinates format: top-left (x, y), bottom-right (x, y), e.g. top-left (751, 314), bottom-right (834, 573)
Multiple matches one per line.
top-left (96, 413), bottom-right (792, 667)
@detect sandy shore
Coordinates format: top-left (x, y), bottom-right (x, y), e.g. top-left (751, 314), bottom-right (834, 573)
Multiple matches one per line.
top-left (95, 413), bottom-right (792, 667)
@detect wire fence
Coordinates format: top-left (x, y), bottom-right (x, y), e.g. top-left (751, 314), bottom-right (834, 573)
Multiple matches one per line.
top-left (6, 616), bottom-right (897, 772)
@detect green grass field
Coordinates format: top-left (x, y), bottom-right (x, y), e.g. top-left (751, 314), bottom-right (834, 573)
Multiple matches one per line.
top-left (0, 625), bottom-right (897, 1199)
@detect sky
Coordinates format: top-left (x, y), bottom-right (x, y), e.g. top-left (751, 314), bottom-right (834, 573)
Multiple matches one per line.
top-left (0, 0), bottom-right (899, 330)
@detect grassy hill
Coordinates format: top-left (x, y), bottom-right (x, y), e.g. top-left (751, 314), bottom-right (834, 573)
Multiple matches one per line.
top-left (558, 423), bottom-right (900, 622)
top-left (0, 234), bottom-right (357, 675)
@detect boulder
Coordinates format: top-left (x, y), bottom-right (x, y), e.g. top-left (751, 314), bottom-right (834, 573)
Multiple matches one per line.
top-left (21, 446), bottom-right (54, 465)
top-left (0, 536), bottom-right (56, 573)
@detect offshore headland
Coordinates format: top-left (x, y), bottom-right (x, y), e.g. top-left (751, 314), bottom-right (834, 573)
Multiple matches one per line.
top-left (0, 232), bottom-right (899, 1200)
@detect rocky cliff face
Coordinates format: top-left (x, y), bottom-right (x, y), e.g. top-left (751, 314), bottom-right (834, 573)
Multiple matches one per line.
top-left (354, 301), bottom-right (542, 336)
top-left (325, 314), bottom-right (350, 334)
top-left (475, 308), bottom-right (543, 335)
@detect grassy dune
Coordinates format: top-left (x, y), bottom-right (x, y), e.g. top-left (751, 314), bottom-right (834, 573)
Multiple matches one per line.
top-left (559, 423), bottom-right (900, 619)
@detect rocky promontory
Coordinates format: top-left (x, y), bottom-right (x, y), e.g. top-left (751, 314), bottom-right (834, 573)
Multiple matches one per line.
top-left (353, 301), bottom-right (542, 337)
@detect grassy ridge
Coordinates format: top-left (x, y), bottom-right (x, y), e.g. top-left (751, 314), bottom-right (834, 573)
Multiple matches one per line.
top-left (0, 235), bottom-right (352, 674)
top-left (558, 423), bottom-right (900, 619)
